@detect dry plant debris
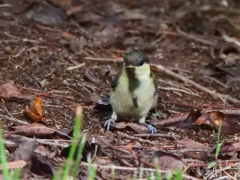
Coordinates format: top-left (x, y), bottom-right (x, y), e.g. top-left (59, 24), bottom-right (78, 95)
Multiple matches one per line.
top-left (1, 0), bottom-right (240, 179)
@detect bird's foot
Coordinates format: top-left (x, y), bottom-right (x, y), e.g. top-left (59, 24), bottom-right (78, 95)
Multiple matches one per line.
top-left (104, 119), bottom-right (115, 131)
top-left (142, 123), bottom-right (157, 134)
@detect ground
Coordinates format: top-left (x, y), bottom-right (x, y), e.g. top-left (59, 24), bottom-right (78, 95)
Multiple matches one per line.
top-left (1, 0), bottom-right (240, 179)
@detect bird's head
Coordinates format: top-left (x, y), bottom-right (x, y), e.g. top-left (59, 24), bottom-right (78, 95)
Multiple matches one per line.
top-left (123, 49), bottom-right (150, 76)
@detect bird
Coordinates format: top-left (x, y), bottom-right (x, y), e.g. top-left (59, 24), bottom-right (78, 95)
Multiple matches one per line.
top-left (104, 49), bottom-right (157, 134)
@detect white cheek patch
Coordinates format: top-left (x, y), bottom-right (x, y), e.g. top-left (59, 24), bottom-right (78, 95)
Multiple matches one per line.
top-left (135, 64), bottom-right (150, 77)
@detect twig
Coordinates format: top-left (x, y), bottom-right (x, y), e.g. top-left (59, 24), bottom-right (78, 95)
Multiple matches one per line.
top-left (80, 162), bottom-right (201, 180)
top-left (134, 133), bottom-right (177, 138)
top-left (158, 87), bottom-right (200, 97)
top-left (12, 46), bottom-right (26, 58)
top-left (67, 62), bottom-right (85, 70)
top-left (1, 115), bottom-right (29, 124)
top-left (0, 4), bottom-right (12, 7)
top-left (20, 136), bottom-right (71, 147)
top-left (202, 109), bottom-right (240, 115)
top-left (176, 27), bottom-right (217, 46)
top-left (96, 138), bottom-right (133, 156)
top-left (153, 64), bottom-right (240, 104)
top-left (117, 132), bottom-right (155, 145)
top-left (84, 57), bottom-right (122, 62)
top-left (3, 107), bottom-right (29, 124)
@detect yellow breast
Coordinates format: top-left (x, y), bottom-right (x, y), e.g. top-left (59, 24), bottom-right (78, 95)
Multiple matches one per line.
top-left (110, 64), bottom-right (155, 118)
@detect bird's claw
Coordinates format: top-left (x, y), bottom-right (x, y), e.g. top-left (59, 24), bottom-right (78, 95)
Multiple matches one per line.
top-left (104, 119), bottom-right (115, 131)
top-left (147, 124), bottom-right (157, 134)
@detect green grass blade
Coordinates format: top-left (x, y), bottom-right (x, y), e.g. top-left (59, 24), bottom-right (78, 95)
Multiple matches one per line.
top-left (175, 169), bottom-right (183, 180)
top-left (0, 123), bottom-right (10, 180)
top-left (154, 160), bottom-right (161, 180)
top-left (73, 134), bottom-right (87, 180)
top-left (87, 155), bottom-right (96, 180)
top-left (62, 106), bottom-right (83, 180)
top-left (215, 121), bottom-right (222, 157)
top-left (166, 171), bottom-right (172, 180)
top-left (110, 166), bottom-right (115, 180)
top-left (208, 162), bottom-right (216, 169)
top-left (146, 173), bottom-right (151, 180)
top-left (52, 167), bottom-right (63, 180)
top-left (11, 169), bottom-right (21, 180)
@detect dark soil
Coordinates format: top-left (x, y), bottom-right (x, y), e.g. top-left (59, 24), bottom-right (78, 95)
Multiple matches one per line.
top-left (1, 0), bottom-right (240, 179)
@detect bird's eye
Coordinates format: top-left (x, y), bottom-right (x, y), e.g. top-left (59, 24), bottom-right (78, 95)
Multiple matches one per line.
top-left (139, 60), bottom-right (145, 66)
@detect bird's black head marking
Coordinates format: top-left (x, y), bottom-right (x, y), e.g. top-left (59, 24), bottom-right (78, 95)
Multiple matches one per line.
top-left (124, 49), bottom-right (149, 67)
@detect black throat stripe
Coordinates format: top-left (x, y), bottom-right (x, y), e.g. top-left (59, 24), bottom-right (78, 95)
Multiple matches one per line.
top-left (126, 68), bottom-right (140, 93)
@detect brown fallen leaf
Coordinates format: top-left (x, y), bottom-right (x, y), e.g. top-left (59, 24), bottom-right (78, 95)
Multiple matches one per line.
top-left (183, 151), bottom-right (213, 161)
top-left (151, 111), bottom-right (190, 126)
top-left (46, 0), bottom-right (71, 7)
top-left (61, 32), bottom-right (76, 40)
top-left (0, 82), bottom-right (34, 100)
top-left (152, 151), bottom-right (186, 170)
top-left (139, 150), bottom-right (186, 170)
top-left (178, 139), bottom-right (210, 150)
top-left (108, 122), bottom-right (148, 134)
top-left (0, 160), bottom-right (27, 170)
top-left (214, 142), bottom-right (238, 159)
top-left (179, 139), bottom-right (213, 161)
top-left (66, 4), bottom-right (85, 16)
top-left (25, 96), bottom-right (43, 121)
top-left (13, 141), bottom-right (38, 161)
top-left (9, 122), bottom-right (56, 137)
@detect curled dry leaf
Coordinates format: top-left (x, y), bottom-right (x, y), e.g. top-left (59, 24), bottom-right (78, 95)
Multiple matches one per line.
top-left (194, 111), bottom-right (240, 134)
top-left (0, 82), bottom-right (34, 100)
top-left (31, 96), bottom-right (43, 116)
top-left (61, 137), bottom-right (96, 162)
top-left (175, 109), bottom-right (202, 129)
top-left (84, 69), bottom-right (101, 84)
top-left (25, 96), bottom-right (43, 121)
top-left (30, 155), bottom-right (54, 177)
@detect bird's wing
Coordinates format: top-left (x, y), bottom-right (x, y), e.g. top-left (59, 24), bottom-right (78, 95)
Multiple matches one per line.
top-left (151, 72), bottom-right (158, 94)
top-left (111, 68), bottom-right (123, 91)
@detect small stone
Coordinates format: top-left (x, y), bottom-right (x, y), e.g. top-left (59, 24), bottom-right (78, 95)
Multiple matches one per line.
top-left (5, 46), bottom-right (11, 52)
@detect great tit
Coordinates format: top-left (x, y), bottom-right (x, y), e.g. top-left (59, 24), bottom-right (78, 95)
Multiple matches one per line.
top-left (104, 49), bottom-right (157, 134)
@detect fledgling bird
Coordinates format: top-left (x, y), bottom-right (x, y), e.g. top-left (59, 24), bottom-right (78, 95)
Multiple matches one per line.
top-left (104, 49), bottom-right (157, 134)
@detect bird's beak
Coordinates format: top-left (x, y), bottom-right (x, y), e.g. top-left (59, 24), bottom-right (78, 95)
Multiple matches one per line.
top-left (125, 65), bottom-right (136, 69)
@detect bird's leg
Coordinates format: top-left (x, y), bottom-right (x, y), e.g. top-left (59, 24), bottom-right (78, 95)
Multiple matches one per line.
top-left (104, 112), bottom-right (117, 131)
top-left (139, 116), bottom-right (157, 134)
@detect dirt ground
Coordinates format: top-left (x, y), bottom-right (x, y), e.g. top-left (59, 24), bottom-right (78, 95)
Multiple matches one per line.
top-left (1, 0), bottom-right (240, 179)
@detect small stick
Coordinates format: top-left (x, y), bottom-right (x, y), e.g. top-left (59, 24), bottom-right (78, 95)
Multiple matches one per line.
top-left (84, 57), bottom-right (122, 62)
top-left (67, 62), bottom-right (85, 70)
top-left (134, 133), bottom-right (177, 138)
top-left (153, 64), bottom-right (240, 104)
